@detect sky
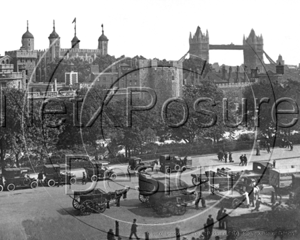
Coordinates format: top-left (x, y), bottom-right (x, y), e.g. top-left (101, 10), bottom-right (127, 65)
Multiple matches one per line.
top-left (1, 0), bottom-right (300, 66)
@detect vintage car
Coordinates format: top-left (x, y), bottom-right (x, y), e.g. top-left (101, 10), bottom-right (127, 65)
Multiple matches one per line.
top-left (128, 157), bottom-right (145, 171)
top-left (85, 160), bottom-right (116, 182)
top-left (43, 164), bottom-right (76, 187)
top-left (159, 155), bottom-right (191, 173)
top-left (2, 168), bottom-right (38, 191)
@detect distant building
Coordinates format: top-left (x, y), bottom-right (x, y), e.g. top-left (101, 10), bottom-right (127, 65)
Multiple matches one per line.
top-left (0, 56), bottom-right (26, 89)
top-left (37, 21), bottom-right (109, 64)
top-left (5, 21), bottom-right (37, 83)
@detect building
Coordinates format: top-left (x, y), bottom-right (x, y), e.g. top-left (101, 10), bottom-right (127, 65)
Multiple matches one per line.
top-left (37, 21), bottom-right (109, 63)
top-left (0, 56), bottom-right (26, 89)
top-left (5, 21), bottom-right (38, 83)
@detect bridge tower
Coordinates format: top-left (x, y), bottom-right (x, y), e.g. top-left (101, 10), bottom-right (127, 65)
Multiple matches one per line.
top-left (189, 26), bottom-right (209, 61)
top-left (243, 29), bottom-right (264, 73)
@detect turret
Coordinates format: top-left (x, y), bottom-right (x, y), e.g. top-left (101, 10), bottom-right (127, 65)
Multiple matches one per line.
top-left (71, 18), bottom-right (80, 49)
top-left (48, 20), bottom-right (60, 61)
top-left (98, 24), bottom-right (109, 56)
top-left (189, 26), bottom-right (209, 61)
top-left (21, 20), bottom-right (34, 51)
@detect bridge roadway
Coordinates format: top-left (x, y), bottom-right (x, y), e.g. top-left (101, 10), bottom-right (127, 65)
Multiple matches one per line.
top-left (209, 44), bottom-right (244, 50)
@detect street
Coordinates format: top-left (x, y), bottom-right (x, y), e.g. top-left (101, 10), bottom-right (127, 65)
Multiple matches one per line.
top-left (1, 145), bottom-right (300, 240)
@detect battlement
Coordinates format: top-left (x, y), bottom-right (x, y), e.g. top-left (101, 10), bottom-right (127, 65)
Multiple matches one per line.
top-left (60, 48), bottom-right (101, 53)
top-left (5, 50), bottom-right (37, 58)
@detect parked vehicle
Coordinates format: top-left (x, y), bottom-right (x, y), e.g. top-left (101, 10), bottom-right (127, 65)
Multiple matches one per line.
top-left (43, 164), bottom-right (76, 187)
top-left (85, 160), bottom-right (116, 182)
top-left (159, 155), bottom-right (191, 173)
top-left (2, 168), bottom-right (38, 191)
top-left (137, 166), bottom-right (195, 216)
top-left (128, 157), bottom-right (145, 171)
top-left (71, 187), bottom-right (130, 215)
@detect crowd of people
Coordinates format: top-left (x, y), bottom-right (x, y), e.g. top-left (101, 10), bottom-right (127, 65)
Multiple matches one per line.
top-left (238, 154), bottom-right (248, 166)
top-left (217, 151), bottom-right (233, 163)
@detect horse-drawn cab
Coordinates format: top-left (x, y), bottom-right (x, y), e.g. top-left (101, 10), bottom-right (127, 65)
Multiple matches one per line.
top-left (2, 168), bottom-right (38, 191)
top-left (43, 164), bottom-right (76, 187)
top-left (128, 157), bottom-right (144, 171)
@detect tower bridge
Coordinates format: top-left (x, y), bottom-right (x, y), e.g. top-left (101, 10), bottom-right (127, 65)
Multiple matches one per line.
top-left (189, 26), bottom-right (264, 72)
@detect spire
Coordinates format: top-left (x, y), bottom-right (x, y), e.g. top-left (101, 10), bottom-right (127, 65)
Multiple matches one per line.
top-left (206, 29), bottom-right (209, 38)
top-left (27, 20), bottom-right (29, 31)
top-left (101, 24), bottom-right (104, 34)
top-left (53, 20), bottom-right (55, 31)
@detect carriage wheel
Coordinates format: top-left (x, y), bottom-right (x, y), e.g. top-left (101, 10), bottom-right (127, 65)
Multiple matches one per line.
top-left (192, 177), bottom-right (200, 186)
top-left (166, 168), bottom-right (171, 174)
top-left (139, 194), bottom-right (149, 203)
top-left (48, 179), bottom-right (56, 187)
top-left (7, 183), bottom-right (15, 192)
top-left (0, 185), bottom-right (3, 192)
top-left (70, 177), bottom-right (76, 185)
top-left (30, 181), bottom-right (38, 189)
top-left (232, 198), bottom-right (241, 209)
top-left (95, 198), bottom-right (107, 213)
top-left (181, 166), bottom-right (186, 172)
top-left (174, 165), bottom-right (180, 171)
top-left (72, 196), bottom-right (81, 210)
top-left (91, 175), bottom-right (97, 182)
top-left (110, 173), bottom-right (117, 180)
top-left (80, 200), bottom-right (94, 215)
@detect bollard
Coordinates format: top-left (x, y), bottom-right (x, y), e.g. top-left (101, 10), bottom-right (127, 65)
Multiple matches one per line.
top-left (175, 227), bottom-right (180, 240)
top-left (145, 232), bottom-right (149, 240)
top-left (115, 221), bottom-right (119, 237)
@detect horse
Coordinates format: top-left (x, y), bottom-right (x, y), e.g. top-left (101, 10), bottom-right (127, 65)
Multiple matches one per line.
top-left (272, 185), bottom-right (292, 201)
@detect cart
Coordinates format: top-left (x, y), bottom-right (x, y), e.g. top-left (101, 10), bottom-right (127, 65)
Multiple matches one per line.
top-left (72, 187), bottom-right (130, 215)
top-left (213, 188), bottom-right (248, 209)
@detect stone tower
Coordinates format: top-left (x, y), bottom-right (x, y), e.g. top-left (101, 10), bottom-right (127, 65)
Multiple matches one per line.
top-left (21, 20), bottom-right (34, 51)
top-left (243, 29), bottom-right (264, 73)
top-left (189, 26), bottom-right (209, 61)
top-left (48, 20), bottom-right (60, 61)
top-left (98, 24), bottom-right (108, 56)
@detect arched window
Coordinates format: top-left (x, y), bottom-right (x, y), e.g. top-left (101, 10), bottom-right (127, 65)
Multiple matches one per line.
top-left (6, 59), bottom-right (9, 64)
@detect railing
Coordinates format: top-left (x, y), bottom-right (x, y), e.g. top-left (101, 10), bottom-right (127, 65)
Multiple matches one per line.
top-left (27, 91), bottom-right (76, 99)
top-left (216, 82), bottom-right (254, 88)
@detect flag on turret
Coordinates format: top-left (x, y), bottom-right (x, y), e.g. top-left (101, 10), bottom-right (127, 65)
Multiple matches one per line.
top-left (72, 18), bottom-right (76, 24)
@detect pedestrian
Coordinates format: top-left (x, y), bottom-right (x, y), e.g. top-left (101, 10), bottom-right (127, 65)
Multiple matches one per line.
top-left (38, 171), bottom-right (44, 186)
top-left (221, 209), bottom-right (228, 230)
top-left (251, 197), bottom-right (262, 212)
top-left (273, 227), bottom-right (284, 240)
top-left (290, 141), bottom-right (293, 151)
top-left (206, 215), bottom-right (214, 239)
top-left (244, 154), bottom-right (248, 166)
top-left (57, 171), bottom-right (60, 187)
top-left (243, 191), bottom-right (250, 208)
top-left (239, 155), bottom-right (243, 166)
top-left (201, 197), bottom-right (206, 208)
top-left (267, 142), bottom-right (270, 153)
top-left (224, 152), bottom-right (228, 163)
top-left (195, 183), bottom-right (201, 210)
top-left (229, 152), bottom-right (233, 162)
top-left (107, 229), bottom-right (115, 240)
top-left (217, 207), bottom-right (224, 229)
top-left (129, 219), bottom-right (139, 239)
top-left (202, 224), bottom-right (209, 240)
top-left (82, 172), bottom-right (86, 185)
top-left (249, 188), bottom-right (255, 207)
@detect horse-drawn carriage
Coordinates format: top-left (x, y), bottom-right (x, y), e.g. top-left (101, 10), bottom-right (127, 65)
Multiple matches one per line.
top-left (137, 166), bottom-right (196, 217)
top-left (71, 187), bottom-right (130, 215)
